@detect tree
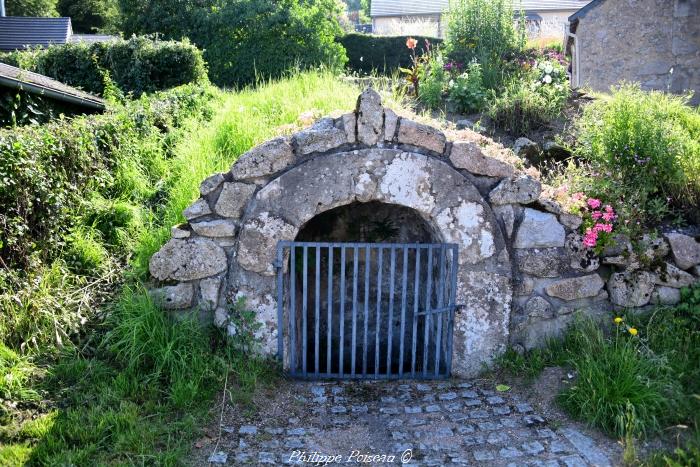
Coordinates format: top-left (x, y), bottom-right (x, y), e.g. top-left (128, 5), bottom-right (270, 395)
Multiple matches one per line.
top-left (119, 0), bottom-right (347, 87)
top-left (57, 0), bottom-right (120, 33)
top-left (6, 0), bottom-right (59, 16)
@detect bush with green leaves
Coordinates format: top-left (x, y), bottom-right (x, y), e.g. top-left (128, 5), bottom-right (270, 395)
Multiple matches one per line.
top-left (6, 0), bottom-right (58, 16)
top-left (120, 0), bottom-right (347, 87)
top-left (447, 62), bottom-right (487, 113)
top-left (444, 0), bottom-right (525, 89)
top-left (0, 36), bottom-right (207, 97)
top-left (339, 33), bottom-right (443, 75)
top-left (486, 69), bottom-right (569, 135)
top-left (573, 84), bottom-right (700, 225)
top-left (418, 52), bottom-right (447, 109)
top-left (0, 83), bottom-right (214, 271)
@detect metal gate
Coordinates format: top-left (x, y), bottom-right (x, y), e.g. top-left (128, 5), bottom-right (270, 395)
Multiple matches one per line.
top-left (275, 241), bottom-right (458, 380)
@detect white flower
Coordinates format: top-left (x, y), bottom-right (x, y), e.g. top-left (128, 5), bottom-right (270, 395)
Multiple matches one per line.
top-left (543, 74), bottom-right (553, 84)
top-left (544, 63), bottom-right (553, 74)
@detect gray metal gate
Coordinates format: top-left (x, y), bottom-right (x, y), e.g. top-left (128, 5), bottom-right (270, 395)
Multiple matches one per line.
top-left (275, 241), bottom-right (458, 380)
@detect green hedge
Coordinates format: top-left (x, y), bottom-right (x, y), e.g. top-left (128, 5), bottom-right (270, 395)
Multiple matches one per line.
top-left (338, 33), bottom-right (442, 74)
top-left (0, 84), bottom-right (215, 270)
top-left (0, 36), bottom-right (207, 97)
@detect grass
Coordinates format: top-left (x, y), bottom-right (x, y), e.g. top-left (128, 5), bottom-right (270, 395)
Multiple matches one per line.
top-left (498, 286), bottom-right (700, 465)
top-left (0, 71), bottom-right (367, 465)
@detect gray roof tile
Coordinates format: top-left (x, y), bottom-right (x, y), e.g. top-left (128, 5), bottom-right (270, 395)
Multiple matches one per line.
top-left (0, 17), bottom-right (72, 51)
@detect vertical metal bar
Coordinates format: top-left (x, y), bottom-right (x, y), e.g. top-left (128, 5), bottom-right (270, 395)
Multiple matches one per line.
top-left (314, 246), bottom-right (320, 376)
top-left (422, 246), bottom-right (433, 377)
top-left (326, 246), bottom-right (333, 375)
top-left (386, 247), bottom-right (396, 376)
top-left (276, 245), bottom-right (284, 363)
top-left (363, 246), bottom-right (370, 375)
top-left (375, 247), bottom-right (383, 376)
top-left (399, 246), bottom-right (409, 377)
top-left (290, 246), bottom-right (296, 375)
top-left (302, 246), bottom-right (308, 377)
top-left (411, 246), bottom-right (420, 376)
top-left (434, 245), bottom-right (446, 376)
top-left (339, 246), bottom-right (346, 377)
top-left (351, 247), bottom-right (359, 376)
top-left (445, 246), bottom-right (459, 376)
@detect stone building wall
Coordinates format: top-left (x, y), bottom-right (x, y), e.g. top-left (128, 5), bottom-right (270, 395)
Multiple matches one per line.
top-left (574, 0), bottom-right (700, 105)
top-left (147, 89), bottom-right (700, 378)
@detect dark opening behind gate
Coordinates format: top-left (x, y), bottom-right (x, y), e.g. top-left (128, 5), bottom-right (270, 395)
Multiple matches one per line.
top-left (275, 241), bottom-right (458, 380)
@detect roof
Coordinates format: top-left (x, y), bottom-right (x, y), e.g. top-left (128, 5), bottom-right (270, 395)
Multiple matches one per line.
top-left (71, 34), bottom-right (119, 44)
top-left (0, 17), bottom-right (72, 52)
top-left (0, 62), bottom-right (105, 110)
top-left (370, 0), bottom-right (592, 17)
top-left (568, 0), bottom-right (605, 22)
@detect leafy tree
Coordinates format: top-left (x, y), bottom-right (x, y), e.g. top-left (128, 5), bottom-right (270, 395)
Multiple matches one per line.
top-left (57, 0), bottom-right (120, 33)
top-left (6, 0), bottom-right (59, 16)
top-left (119, 0), bottom-right (347, 87)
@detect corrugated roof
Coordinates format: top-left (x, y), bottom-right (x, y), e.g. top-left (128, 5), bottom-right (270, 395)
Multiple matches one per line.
top-left (0, 17), bottom-right (72, 52)
top-left (0, 62), bottom-right (104, 109)
top-left (71, 34), bottom-right (119, 44)
top-left (371, 0), bottom-right (592, 17)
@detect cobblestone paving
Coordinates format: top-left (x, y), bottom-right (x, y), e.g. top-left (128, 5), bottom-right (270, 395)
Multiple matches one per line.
top-left (200, 380), bottom-right (616, 466)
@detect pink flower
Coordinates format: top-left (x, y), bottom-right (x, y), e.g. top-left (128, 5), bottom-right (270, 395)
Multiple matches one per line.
top-left (591, 211), bottom-right (603, 220)
top-left (604, 205), bottom-right (614, 213)
top-left (594, 223), bottom-right (613, 233)
top-left (583, 228), bottom-right (598, 248)
top-left (602, 211), bottom-right (616, 222)
top-left (587, 198), bottom-right (602, 209)
top-left (572, 192), bottom-right (585, 201)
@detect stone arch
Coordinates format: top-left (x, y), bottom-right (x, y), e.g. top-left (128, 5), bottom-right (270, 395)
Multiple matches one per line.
top-left (150, 88), bottom-right (604, 378)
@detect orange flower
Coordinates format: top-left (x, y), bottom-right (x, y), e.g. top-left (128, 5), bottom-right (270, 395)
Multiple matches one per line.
top-left (406, 37), bottom-right (418, 50)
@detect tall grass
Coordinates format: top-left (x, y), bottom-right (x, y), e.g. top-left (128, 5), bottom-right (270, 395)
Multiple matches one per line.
top-left (1, 71), bottom-right (365, 465)
top-left (133, 71), bottom-right (364, 275)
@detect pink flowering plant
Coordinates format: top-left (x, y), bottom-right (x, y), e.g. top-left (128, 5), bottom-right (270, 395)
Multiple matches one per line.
top-left (580, 197), bottom-right (617, 254)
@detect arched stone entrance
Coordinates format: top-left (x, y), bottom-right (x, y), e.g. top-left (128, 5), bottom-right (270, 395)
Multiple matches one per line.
top-left (150, 88), bottom-right (608, 378)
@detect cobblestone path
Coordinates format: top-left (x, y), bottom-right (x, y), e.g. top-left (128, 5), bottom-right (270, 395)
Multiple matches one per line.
top-left (194, 379), bottom-right (617, 466)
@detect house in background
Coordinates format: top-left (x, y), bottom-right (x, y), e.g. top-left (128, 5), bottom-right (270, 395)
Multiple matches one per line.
top-left (0, 16), bottom-right (116, 52)
top-left (370, 0), bottom-right (592, 39)
top-left (567, 0), bottom-right (699, 105)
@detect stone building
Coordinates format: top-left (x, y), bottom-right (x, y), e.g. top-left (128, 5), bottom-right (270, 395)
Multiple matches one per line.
top-left (567, 0), bottom-right (700, 105)
top-left (148, 89), bottom-right (700, 380)
top-left (370, 0), bottom-right (590, 38)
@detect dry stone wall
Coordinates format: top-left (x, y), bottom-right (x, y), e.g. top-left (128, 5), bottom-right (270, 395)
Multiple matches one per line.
top-left (148, 89), bottom-right (700, 377)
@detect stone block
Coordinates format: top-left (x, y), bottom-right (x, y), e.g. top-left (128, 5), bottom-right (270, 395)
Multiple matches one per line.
top-left (608, 271), bottom-right (656, 307)
top-left (514, 209), bottom-right (566, 248)
top-left (665, 232), bottom-right (700, 269)
top-left (545, 274), bottom-right (605, 301)
top-left (149, 283), bottom-right (194, 309)
top-left (199, 173), bottom-right (225, 196)
top-left (231, 136), bottom-right (294, 181)
top-left (449, 141), bottom-right (514, 178)
top-left (489, 175), bottom-right (541, 206)
top-left (190, 219), bottom-right (237, 237)
top-left (397, 118), bottom-right (446, 154)
top-left (356, 88), bottom-right (383, 145)
top-left (294, 118), bottom-right (347, 155)
top-left (183, 198), bottom-right (211, 221)
top-left (214, 181), bottom-right (256, 219)
top-left (150, 238), bottom-right (227, 281)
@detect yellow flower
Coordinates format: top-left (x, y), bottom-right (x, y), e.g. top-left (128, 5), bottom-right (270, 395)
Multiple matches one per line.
top-left (628, 327), bottom-right (638, 336)
top-left (614, 317), bottom-right (623, 324)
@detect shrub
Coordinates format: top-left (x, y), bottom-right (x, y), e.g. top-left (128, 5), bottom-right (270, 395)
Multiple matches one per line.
top-left (339, 33), bottom-right (442, 75)
top-left (444, 0), bottom-right (525, 89)
top-left (574, 84), bottom-right (700, 225)
top-left (120, 0), bottom-right (347, 87)
top-left (0, 36), bottom-right (207, 97)
top-left (486, 70), bottom-right (568, 135)
top-left (0, 83), bottom-right (215, 270)
top-left (447, 62), bottom-right (487, 113)
top-left (419, 52), bottom-right (447, 109)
